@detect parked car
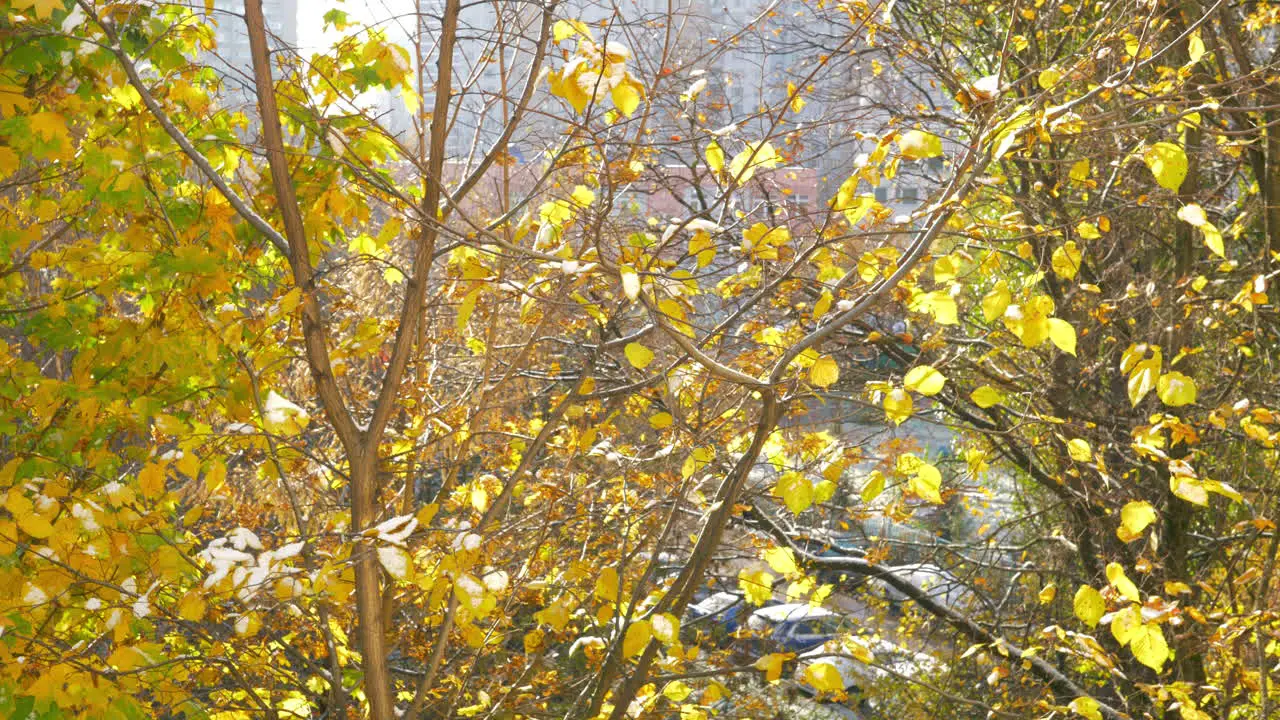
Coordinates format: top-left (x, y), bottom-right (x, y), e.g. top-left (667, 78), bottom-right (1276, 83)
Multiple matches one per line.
top-left (684, 591), bottom-right (755, 633)
top-left (745, 603), bottom-right (847, 653)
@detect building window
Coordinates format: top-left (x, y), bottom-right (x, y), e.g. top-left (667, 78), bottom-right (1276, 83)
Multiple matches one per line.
top-left (874, 186), bottom-right (889, 203)
top-left (898, 185), bottom-right (919, 202)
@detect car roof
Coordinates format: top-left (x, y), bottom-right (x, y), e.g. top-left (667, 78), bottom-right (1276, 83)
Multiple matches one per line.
top-left (690, 591), bottom-right (743, 613)
top-left (751, 603), bottom-right (836, 622)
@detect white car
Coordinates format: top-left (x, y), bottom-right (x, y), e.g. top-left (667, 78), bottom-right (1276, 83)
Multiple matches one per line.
top-left (794, 637), bottom-right (943, 695)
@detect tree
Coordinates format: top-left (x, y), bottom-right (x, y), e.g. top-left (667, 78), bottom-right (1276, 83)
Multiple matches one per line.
top-left (1, 0), bottom-right (1278, 719)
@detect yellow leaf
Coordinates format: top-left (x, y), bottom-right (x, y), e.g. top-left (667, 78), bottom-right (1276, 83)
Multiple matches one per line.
top-left (0, 147), bottom-right (18, 178)
top-left (1204, 479), bottom-right (1242, 502)
top-left (177, 592), bottom-right (207, 621)
top-left (982, 280), bottom-right (1011, 322)
top-left (663, 681), bottom-right (693, 702)
top-left (689, 230), bottom-right (716, 267)
top-left (1187, 30), bottom-right (1205, 64)
top-left (1157, 372), bottom-right (1197, 407)
top-left (1201, 223), bottom-right (1225, 257)
top-left (904, 364), bottom-right (946, 396)
top-left (1047, 318), bottom-right (1077, 355)
top-left (1069, 159), bottom-right (1090, 183)
top-left (755, 653), bottom-right (792, 683)
top-left (1110, 605), bottom-right (1142, 646)
top-left (553, 20), bottom-right (575, 41)
top-left (1170, 474), bottom-right (1209, 506)
top-left (738, 568), bottom-right (775, 605)
top-left (625, 342), bottom-right (655, 369)
top-left (611, 80), bottom-right (641, 116)
top-left (774, 472), bottom-right (815, 514)
top-left (814, 479), bottom-right (836, 504)
top-left (622, 620), bottom-right (652, 658)
top-left (764, 547), bottom-right (798, 575)
top-left (1073, 585), bottom-right (1105, 628)
top-left (470, 485), bottom-right (489, 513)
top-left (802, 662), bottom-right (847, 693)
top-left (897, 129), bottom-right (943, 160)
top-left (705, 141), bottom-right (724, 174)
top-left (813, 291), bottom-right (833, 319)
top-left (1067, 438), bottom-right (1092, 462)
top-left (1038, 67), bottom-right (1062, 89)
top-left (860, 471), bottom-right (885, 503)
top-left (107, 646), bottom-right (150, 672)
top-left (809, 355), bottom-right (840, 388)
top-left (920, 290), bottom-right (958, 325)
top-left (1127, 351), bottom-right (1162, 406)
top-left (1039, 583), bottom-right (1057, 604)
top-left (1075, 221), bottom-right (1101, 240)
top-left (571, 185), bottom-right (595, 207)
top-left (728, 141), bottom-right (780, 183)
top-left (900, 454), bottom-right (943, 504)
top-left (13, 0), bottom-right (63, 20)
top-left (883, 388), bottom-right (913, 425)
top-left (786, 81), bottom-right (807, 113)
top-left (1118, 501), bottom-right (1156, 542)
top-left (649, 412), bottom-right (673, 429)
top-left (1130, 622), bottom-right (1169, 671)
top-left (1144, 142), bottom-right (1188, 192)
top-left (1069, 697), bottom-right (1103, 720)
top-left (139, 462), bottom-right (167, 500)
top-left (1106, 562), bottom-right (1141, 602)
top-left (651, 613), bottom-right (680, 645)
top-left (971, 386), bottom-right (1003, 408)
top-left (1052, 241), bottom-right (1082, 280)
top-left (595, 567), bottom-right (619, 601)
top-left (17, 511), bottom-right (54, 540)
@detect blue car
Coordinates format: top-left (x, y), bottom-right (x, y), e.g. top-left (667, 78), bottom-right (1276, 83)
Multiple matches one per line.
top-left (745, 603), bottom-right (846, 653)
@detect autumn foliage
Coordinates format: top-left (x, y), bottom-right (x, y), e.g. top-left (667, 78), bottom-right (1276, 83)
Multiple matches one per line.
top-left (1, 0), bottom-right (1280, 719)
